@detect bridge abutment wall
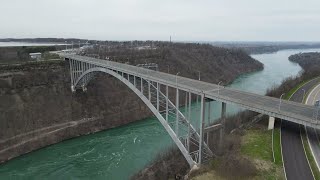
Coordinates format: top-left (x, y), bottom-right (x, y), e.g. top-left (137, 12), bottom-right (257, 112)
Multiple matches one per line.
top-left (268, 116), bottom-right (275, 130)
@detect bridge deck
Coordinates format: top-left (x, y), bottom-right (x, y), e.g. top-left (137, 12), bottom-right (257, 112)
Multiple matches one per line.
top-left (61, 54), bottom-right (320, 128)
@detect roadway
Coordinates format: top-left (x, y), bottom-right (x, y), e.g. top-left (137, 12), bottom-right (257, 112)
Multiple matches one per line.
top-left (306, 82), bottom-right (320, 173)
top-left (60, 54), bottom-right (320, 129)
top-left (282, 77), bottom-right (320, 180)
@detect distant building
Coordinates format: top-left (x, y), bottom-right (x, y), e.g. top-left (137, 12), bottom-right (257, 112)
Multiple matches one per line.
top-left (29, 52), bottom-right (42, 60)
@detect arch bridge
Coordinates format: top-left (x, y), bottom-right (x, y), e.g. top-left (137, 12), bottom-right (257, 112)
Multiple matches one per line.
top-left (61, 53), bottom-right (320, 167)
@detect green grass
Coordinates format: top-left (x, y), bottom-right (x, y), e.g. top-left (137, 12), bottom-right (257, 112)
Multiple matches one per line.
top-left (301, 131), bottom-right (320, 180)
top-left (284, 77), bottom-right (320, 100)
top-left (194, 128), bottom-right (285, 180)
top-left (241, 129), bottom-right (273, 161)
top-left (284, 79), bottom-right (311, 100)
top-left (303, 81), bottom-right (320, 104)
top-left (241, 129), bottom-right (285, 180)
top-left (273, 127), bottom-right (282, 165)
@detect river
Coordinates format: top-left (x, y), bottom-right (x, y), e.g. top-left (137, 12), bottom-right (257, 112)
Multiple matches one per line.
top-left (1, 48), bottom-right (320, 179)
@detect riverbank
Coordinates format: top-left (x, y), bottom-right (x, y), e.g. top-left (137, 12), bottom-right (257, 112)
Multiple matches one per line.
top-left (0, 42), bottom-right (263, 165)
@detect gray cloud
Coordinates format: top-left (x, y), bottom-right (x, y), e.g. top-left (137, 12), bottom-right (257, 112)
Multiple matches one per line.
top-left (0, 0), bottom-right (319, 41)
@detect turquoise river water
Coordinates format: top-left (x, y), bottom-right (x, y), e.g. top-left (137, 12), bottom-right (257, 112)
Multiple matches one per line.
top-left (1, 48), bottom-right (320, 180)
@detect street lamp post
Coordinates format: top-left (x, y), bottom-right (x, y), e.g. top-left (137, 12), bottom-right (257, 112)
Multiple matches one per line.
top-left (65, 41), bottom-right (67, 51)
top-left (218, 81), bottom-right (222, 95)
top-left (175, 72), bottom-right (180, 135)
top-left (279, 93), bottom-right (285, 111)
top-left (198, 71), bottom-right (201, 81)
top-left (98, 45), bottom-right (101, 58)
top-left (176, 72), bottom-right (180, 87)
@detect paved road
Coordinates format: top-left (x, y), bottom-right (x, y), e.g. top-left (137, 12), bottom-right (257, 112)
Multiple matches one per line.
top-left (282, 78), bottom-right (320, 180)
top-left (61, 54), bottom-right (320, 129)
top-left (306, 83), bottom-right (320, 173)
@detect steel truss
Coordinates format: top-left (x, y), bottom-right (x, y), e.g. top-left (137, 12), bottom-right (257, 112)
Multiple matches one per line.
top-left (67, 57), bottom-right (214, 167)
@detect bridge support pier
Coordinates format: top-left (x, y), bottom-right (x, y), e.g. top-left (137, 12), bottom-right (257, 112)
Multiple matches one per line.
top-left (268, 116), bottom-right (275, 130)
top-left (176, 88), bottom-right (179, 136)
top-left (207, 101), bottom-right (211, 145)
top-left (220, 102), bottom-right (226, 149)
top-left (199, 93), bottom-right (205, 164)
top-left (71, 85), bottom-right (75, 92)
top-left (188, 91), bottom-right (191, 152)
top-left (82, 85), bottom-right (87, 92)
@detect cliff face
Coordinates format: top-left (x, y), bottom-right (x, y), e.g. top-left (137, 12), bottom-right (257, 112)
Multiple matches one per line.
top-left (0, 61), bottom-right (152, 163)
top-left (0, 44), bottom-right (263, 164)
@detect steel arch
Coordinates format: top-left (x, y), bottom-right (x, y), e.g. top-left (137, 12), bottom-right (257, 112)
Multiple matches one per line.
top-left (71, 66), bottom-right (213, 167)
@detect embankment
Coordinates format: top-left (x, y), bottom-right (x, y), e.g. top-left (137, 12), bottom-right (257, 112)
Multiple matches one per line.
top-left (0, 43), bottom-right (263, 164)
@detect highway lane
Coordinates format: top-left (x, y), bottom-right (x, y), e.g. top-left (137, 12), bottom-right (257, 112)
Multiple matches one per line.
top-left (282, 78), bottom-right (320, 180)
top-left (306, 82), bottom-right (320, 173)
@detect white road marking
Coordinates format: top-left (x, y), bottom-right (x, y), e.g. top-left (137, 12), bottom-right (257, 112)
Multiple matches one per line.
top-left (305, 82), bottom-right (320, 174)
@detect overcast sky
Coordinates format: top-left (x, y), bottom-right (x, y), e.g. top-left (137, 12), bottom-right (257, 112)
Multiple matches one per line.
top-left (1, 0), bottom-right (319, 41)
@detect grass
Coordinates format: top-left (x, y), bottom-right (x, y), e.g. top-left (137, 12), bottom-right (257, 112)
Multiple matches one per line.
top-left (273, 127), bottom-right (283, 165)
top-left (193, 128), bottom-right (284, 180)
top-left (284, 77), bottom-right (320, 100)
top-left (301, 129), bottom-right (320, 180)
top-left (192, 127), bottom-right (285, 180)
top-left (241, 129), bottom-right (272, 161)
top-left (241, 128), bottom-right (285, 180)
top-left (303, 81), bottom-right (320, 104)
top-left (284, 79), bottom-right (312, 100)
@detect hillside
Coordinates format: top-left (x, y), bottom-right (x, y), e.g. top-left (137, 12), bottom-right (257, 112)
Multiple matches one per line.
top-left (86, 42), bottom-right (263, 84)
top-left (289, 52), bottom-right (320, 69)
top-left (215, 42), bottom-right (320, 54)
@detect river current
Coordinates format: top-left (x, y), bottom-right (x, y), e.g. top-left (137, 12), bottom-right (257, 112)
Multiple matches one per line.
top-left (1, 48), bottom-right (320, 179)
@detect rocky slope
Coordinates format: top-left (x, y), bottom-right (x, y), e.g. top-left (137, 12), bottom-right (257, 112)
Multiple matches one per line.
top-left (0, 43), bottom-right (263, 164)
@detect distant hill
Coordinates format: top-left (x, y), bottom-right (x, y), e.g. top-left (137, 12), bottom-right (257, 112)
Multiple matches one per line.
top-left (84, 42), bottom-right (264, 84)
top-left (289, 52), bottom-right (320, 70)
top-left (2, 38), bottom-right (320, 55)
top-left (210, 42), bottom-right (320, 54)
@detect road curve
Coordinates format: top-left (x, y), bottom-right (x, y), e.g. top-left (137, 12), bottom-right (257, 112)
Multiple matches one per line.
top-left (281, 78), bottom-right (320, 180)
top-left (305, 82), bottom-right (320, 172)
